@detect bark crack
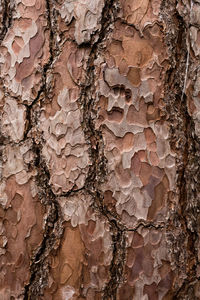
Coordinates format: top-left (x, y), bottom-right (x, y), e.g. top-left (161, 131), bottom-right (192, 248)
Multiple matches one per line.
top-left (23, 142), bottom-right (63, 300)
top-left (22, 1), bottom-right (65, 298)
top-left (76, 1), bottom-right (127, 299)
top-left (0, 0), bottom-right (13, 44)
top-left (161, 0), bottom-right (200, 297)
top-left (23, 0), bottom-right (55, 140)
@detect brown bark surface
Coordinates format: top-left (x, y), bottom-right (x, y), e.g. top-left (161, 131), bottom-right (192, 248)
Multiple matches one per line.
top-left (0, 0), bottom-right (199, 299)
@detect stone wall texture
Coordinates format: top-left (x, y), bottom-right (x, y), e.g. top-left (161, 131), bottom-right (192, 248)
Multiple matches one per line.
top-left (0, 0), bottom-right (200, 299)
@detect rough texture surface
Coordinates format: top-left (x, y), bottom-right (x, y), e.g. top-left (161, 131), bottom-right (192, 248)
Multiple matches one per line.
top-left (0, 0), bottom-right (199, 299)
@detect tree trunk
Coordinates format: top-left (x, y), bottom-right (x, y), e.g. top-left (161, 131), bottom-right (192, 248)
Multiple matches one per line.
top-left (0, 0), bottom-right (199, 299)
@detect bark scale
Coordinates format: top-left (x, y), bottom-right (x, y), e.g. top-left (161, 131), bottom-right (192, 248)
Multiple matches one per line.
top-left (0, 0), bottom-right (199, 299)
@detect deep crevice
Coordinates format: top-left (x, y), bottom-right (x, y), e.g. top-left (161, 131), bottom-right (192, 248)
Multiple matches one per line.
top-left (0, 0), bottom-right (13, 43)
top-left (77, 0), bottom-right (127, 298)
top-left (23, 0), bottom-right (56, 140)
top-left (23, 1), bottom-right (64, 298)
top-left (23, 141), bottom-right (63, 299)
top-left (161, 0), bottom-right (200, 297)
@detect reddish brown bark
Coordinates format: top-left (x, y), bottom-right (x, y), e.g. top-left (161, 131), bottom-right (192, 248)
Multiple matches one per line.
top-left (0, 0), bottom-right (199, 299)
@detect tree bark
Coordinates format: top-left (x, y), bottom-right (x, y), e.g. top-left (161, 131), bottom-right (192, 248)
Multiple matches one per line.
top-left (0, 0), bottom-right (199, 299)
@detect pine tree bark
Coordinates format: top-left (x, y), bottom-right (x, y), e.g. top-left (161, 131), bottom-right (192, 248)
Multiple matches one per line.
top-left (0, 0), bottom-right (199, 299)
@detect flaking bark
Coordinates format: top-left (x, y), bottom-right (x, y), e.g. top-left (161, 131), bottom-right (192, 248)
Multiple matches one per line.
top-left (0, 0), bottom-right (200, 299)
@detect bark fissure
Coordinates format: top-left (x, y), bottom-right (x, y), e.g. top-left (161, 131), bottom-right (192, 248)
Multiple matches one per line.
top-left (0, 0), bottom-right (13, 43)
top-left (23, 142), bottom-right (63, 299)
top-left (76, 1), bottom-right (127, 298)
top-left (22, 1), bottom-right (65, 298)
top-left (23, 0), bottom-right (56, 140)
top-left (161, 0), bottom-right (200, 297)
